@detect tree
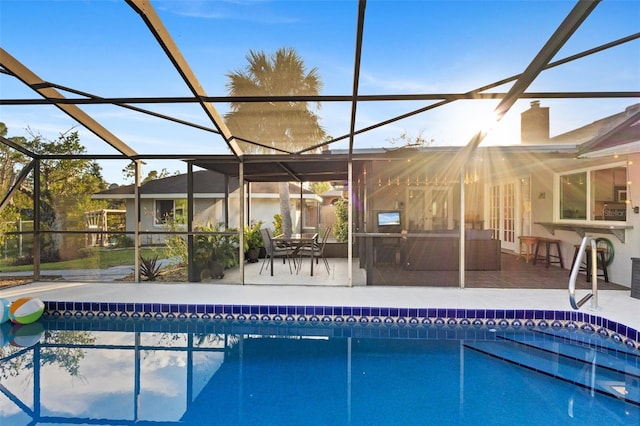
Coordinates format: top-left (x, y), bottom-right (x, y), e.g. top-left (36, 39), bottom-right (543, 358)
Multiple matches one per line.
top-left (25, 130), bottom-right (107, 231)
top-left (309, 182), bottom-right (331, 195)
top-left (386, 129), bottom-right (434, 148)
top-left (225, 47), bottom-right (326, 235)
top-left (121, 162), bottom-right (174, 184)
top-left (0, 123), bottom-right (28, 250)
top-left (0, 123), bottom-right (28, 197)
top-left (0, 330), bottom-right (97, 380)
top-left (0, 125), bottom-right (108, 260)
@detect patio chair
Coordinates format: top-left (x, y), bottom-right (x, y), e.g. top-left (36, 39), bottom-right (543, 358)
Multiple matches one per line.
top-left (296, 227), bottom-right (331, 274)
top-left (259, 228), bottom-right (295, 274)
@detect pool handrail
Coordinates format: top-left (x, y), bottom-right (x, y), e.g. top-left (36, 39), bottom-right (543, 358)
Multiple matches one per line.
top-left (569, 236), bottom-right (599, 310)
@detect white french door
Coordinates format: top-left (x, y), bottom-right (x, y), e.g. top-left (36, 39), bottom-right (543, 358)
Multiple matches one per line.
top-left (503, 182), bottom-right (516, 250)
top-left (488, 181), bottom-right (517, 252)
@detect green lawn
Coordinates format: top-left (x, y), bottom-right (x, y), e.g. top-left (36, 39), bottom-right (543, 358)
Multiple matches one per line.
top-left (0, 247), bottom-right (170, 272)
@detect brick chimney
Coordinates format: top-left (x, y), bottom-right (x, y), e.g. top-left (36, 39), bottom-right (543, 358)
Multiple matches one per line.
top-left (521, 100), bottom-right (550, 144)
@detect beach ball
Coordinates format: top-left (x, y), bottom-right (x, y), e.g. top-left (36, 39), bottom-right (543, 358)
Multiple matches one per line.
top-left (9, 297), bottom-right (45, 325)
top-left (10, 322), bottom-right (45, 348)
top-left (0, 297), bottom-right (10, 324)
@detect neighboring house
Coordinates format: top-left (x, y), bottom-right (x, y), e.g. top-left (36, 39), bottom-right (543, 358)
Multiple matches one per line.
top-left (318, 188), bottom-right (346, 237)
top-left (92, 170), bottom-right (322, 245)
top-left (248, 181), bottom-right (324, 233)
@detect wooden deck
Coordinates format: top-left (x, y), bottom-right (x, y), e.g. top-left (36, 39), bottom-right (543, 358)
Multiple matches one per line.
top-left (369, 252), bottom-right (628, 289)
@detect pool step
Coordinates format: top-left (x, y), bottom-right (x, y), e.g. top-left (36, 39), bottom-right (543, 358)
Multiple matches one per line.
top-left (529, 326), bottom-right (639, 355)
top-left (501, 330), bottom-right (640, 379)
top-left (464, 337), bottom-right (640, 405)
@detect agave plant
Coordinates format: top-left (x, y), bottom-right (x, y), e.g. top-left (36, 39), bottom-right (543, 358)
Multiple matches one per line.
top-left (140, 254), bottom-right (162, 281)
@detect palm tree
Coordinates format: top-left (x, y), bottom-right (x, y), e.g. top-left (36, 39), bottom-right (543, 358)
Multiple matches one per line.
top-left (225, 47), bottom-right (325, 235)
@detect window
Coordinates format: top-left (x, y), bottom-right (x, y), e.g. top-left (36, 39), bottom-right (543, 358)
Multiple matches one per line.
top-left (557, 164), bottom-right (627, 222)
top-left (154, 199), bottom-right (187, 225)
top-left (560, 172), bottom-right (587, 219)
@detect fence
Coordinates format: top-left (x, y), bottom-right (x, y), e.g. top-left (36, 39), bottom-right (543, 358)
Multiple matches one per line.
top-left (1, 220), bottom-right (34, 259)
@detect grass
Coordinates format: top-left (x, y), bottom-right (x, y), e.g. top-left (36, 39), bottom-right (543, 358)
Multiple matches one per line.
top-left (0, 247), bottom-right (170, 272)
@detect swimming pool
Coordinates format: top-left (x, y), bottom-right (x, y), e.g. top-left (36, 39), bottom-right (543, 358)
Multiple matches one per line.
top-left (1, 315), bottom-right (638, 425)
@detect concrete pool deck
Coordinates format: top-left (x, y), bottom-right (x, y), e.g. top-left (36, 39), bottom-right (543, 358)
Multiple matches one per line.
top-left (1, 280), bottom-right (639, 334)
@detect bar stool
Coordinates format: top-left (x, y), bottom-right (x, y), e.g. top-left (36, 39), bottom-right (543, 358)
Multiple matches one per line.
top-left (570, 244), bottom-right (609, 282)
top-left (533, 237), bottom-right (564, 268)
top-left (518, 236), bottom-right (537, 263)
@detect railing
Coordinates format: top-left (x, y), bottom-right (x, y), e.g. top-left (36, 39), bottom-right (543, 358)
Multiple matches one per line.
top-left (569, 236), bottom-right (599, 310)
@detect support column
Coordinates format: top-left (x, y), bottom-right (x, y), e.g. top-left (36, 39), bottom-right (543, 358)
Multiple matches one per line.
top-left (134, 160), bottom-right (141, 283)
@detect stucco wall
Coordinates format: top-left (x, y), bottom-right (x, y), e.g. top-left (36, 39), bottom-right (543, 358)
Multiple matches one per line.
top-left (122, 198), bottom-right (228, 245)
top-left (248, 200), bottom-right (287, 230)
top-left (123, 197), bottom-right (312, 244)
top-left (530, 170), bottom-right (554, 225)
top-left (611, 152), bottom-right (640, 287)
top-left (527, 155), bottom-right (640, 287)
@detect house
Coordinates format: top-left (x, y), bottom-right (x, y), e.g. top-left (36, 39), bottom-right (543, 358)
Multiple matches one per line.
top-left (346, 102), bottom-right (640, 287)
top-left (178, 102), bottom-right (640, 286)
top-left (92, 170), bottom-right (322, 245)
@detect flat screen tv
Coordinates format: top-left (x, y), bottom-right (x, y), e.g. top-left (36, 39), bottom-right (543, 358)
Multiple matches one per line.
top-left (377, 211), bottom-right (401, 228)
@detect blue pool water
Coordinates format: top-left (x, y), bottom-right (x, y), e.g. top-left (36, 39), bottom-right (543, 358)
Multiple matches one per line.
top-left (1, 318), bottom-right (638, 425)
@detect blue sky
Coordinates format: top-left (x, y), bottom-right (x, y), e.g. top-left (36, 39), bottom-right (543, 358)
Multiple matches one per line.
top-left (1, 0), bottom-right (638, 184)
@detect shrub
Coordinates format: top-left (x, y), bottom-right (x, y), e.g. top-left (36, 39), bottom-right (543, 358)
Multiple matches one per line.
top-left (41, 248), bottom-right (61, 263)
top-left (11, 248), bottom-right (60, 266)
top-left (194, 222), bottom-right (239, 271)
top-left (333, 197), bottom-right (348, 242)
top-left (112, 234), bottom-right (134, 248)
top-left (273, 214), bottom-right (283, 236)
top-left (12, 253), bottom-right (34, 266)
top-left (77, 247), bottom-right (94, 259)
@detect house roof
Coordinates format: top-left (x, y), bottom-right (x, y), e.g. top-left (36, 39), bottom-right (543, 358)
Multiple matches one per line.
top-left (577, 104), bottom-right (640, 157)
top-left (94, 170), bottom-right (237, 198)
top-left (192, 144), bottom-right (583, 185)
top-left (249, 181), bottom-right (318, 198)
top-left (191, 101), bottom-right (640, 183)
top-left (93, 125), bottom-right (629, 192)
top-left (192, 153), bottom-right (352, 183)
top-left (553, 103), bottom-right (640, 143)
top-left (93, 169), bottom-right (319, 199)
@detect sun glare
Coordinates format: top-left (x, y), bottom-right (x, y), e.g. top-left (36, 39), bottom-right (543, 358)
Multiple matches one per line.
top-left (464, 108), bottom-right (519, 147)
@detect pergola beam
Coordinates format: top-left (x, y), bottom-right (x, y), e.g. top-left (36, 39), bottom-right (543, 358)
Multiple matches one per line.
top-left (126, 0), bottom-right (242, 157)
top-left (0, 135), bottom-right (35, 157)
top-left (462, 0), bottom-right (600, 156)
top-left (347, 0), bottom-right (367, 158)
top-left (3, 91), bottom-right (638, 106)
top-left (0, 160), bottom-right (35, 214)
top-left (0, 48), bottom-right (138, 158)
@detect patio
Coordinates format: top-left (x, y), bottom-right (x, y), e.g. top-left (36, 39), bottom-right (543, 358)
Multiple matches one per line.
top-left (199, 252), bottom-right (630, 290)
top-left (0, 251), bottom-right (629, 290)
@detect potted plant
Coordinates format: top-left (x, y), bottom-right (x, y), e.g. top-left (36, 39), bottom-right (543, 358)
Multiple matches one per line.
top-left (193, 222), bottom-right (240, 280)
top-left (244, 220), bottom-right (264, 263)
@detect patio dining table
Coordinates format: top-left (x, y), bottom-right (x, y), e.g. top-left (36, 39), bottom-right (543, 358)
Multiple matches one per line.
top-left (272, 233), bottom-right (318, 276)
